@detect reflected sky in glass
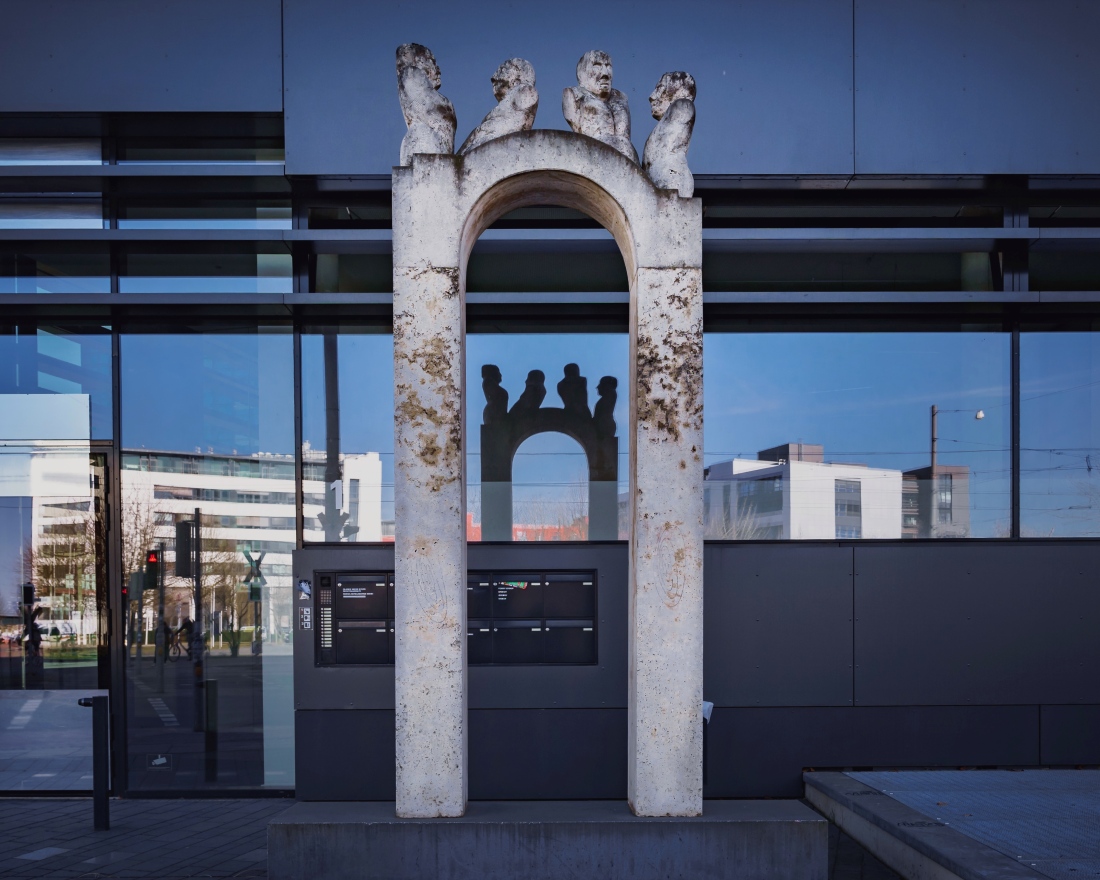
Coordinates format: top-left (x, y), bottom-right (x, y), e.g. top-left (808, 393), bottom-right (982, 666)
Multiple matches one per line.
top-left (704, 332), bottom-right (1011, 537)
top-left (1021, 333), bottom-right (1100, 537)
top-left (120, 331), bottom-right (293, 454)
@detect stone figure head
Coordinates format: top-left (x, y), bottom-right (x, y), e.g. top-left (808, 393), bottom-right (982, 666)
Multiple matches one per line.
top-left (492, 58), bottom-right (536, 102)
top-left (597, 376), bottom-right (617, 396)
top-left (396, 43), bottom-right (441, 90)
top-left (482, 364), bottom-right (502, 384)
top-left (577, 50), bottom-right (614, 100)
top-left (649, 71), bottom-right (696, 120)
top-left (563, 363), bottom-right (580, 378)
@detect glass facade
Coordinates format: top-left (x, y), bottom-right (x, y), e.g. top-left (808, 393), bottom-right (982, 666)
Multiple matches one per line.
top-left (467, 332), bottom-right (629, 541)
top-left (301, 327), bottom-right (395, 542)
top-left (702, 331), bottom-right (1012, 539)
top-left (1, 115), bottom-right (1099, 796)
top-left (120, 328), bottom-right (294, 790)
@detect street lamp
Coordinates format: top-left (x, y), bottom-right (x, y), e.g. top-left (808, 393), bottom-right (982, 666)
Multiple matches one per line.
top-left (930, 404), bottom-right (985, 473)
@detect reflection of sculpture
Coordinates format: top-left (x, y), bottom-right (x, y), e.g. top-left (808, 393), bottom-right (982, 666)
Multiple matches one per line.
top-left (482, 364), bottom-right (509, 423)
top-left (480, 363), bottom-right (619, 540)
top-left (557, 363), bottom-right (591, 418)
top-left (459, 58), bottom-right (539, 155)
top-left (562, 50), bottom-right (638, 163)
top-left (510, 369), bottom-right (546, 414)
top-left (642, 71), bottom-right (696, 198)
top-left (594, 375), bottom-right (617, 435)
top-left (396, 43), bottom-right (457, 166)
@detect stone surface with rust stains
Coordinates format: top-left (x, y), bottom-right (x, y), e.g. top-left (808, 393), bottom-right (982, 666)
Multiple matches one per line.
top-left (393, 125), bottom-right (703, 818)
top-left (392, 260), bottom-right (467, 818)
top-left (629, 265), bottom-right (704, 817)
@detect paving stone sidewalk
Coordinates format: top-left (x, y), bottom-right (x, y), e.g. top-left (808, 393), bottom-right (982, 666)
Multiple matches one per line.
top-left (0, 796), bottom-right (895, 879)
top-left (0, 798), bottom-right (292, 878)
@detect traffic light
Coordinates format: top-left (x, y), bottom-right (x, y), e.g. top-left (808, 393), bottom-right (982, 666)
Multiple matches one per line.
top-left (175, 520), bottom-right (193, 578)
top-left (143, 549), bottom-right (160, 592)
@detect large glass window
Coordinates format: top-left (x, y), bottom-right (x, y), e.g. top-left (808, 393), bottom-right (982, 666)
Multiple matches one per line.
top-left (1, 326), bottom-right (112, 790)
top-left (0, 249), bottom-right (110, 295)
top-left (120, 327), bottom-right (295, 790)
top-left (1021, 330), bottom-right (1100, 537)
top-left (119, 247), bottom-right (292, 294)
top-left (703, 331), bottom-right (1011, 539)
top-left (118, 200), bottom-right (291, 230)
top-left (301, 327), bottom-right (394, 542)
top-left (0, 200), bottom-right (104, 229)
top-left (467, 331), bottom-right (628, 541)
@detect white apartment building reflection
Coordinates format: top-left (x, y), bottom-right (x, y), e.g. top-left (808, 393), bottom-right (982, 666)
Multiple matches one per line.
top-left (120, 448), bottom-right (385, 643)
top-left (704, 443), bottom-right (970, 540)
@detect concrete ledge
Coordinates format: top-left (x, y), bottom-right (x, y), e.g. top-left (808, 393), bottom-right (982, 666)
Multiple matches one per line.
top-left (804, 772), bottom-right (1042, 880)
top-left (268, 799), bottom-right (826, 880)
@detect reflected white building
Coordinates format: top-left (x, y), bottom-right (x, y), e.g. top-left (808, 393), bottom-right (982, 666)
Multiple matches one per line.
top-left (704, 443), bottom-right (903, 540)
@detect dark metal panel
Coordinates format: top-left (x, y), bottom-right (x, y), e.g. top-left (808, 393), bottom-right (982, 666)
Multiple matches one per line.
top-left (705, 706), bottom-right (1039, 798)
top-left (1040, 705), bottom-right (1100, 765)
top-left (292, 545), bottom-right (396, 711)
top-left (468, 543), bottom-right (627, 709)
top-left (854, 544), bottom-right (1100, 706)
top-left (295, 710), bottom-right (395, 801)
top-left (704, 544), bottom-right (853, 707)
top-left (283, 0), bottom-right (853, 175)
top-left (0, 1), bottom-right (283, 112)
top-left (293, 543), bottom-right (627, 709)
top-left (855, 0), bottom-right (1100, 174)
top-left (469, 709), bottom-right (626, 800)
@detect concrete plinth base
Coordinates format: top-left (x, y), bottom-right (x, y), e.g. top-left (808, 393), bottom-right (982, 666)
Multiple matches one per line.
top-left (267, 799), bottom-right (827, 880)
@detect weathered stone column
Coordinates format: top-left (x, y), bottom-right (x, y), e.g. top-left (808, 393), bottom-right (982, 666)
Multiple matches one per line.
top-left (392, 158), bottom-right (467, 818)
top-left (629, 265), bottom-right (704, 817)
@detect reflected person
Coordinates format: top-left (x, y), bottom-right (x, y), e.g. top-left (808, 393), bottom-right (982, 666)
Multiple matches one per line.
top-left (562, 50), bottom-right (637, 162)
top-left (459, 58), bottom-right (539, 154)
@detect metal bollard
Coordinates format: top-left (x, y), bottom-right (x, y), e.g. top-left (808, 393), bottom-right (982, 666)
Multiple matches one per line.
top-left (77, 696), bottom-right (109, 831)
top-left (204, 679), bottom-right (218, 784)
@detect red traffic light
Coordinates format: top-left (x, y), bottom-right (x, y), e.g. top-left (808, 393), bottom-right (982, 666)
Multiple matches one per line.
top-left (147, 550), bottom-right (159, 565)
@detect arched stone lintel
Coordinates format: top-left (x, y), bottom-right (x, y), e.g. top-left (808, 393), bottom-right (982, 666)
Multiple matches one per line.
top-left (392, 127), bottom-right (704, 819)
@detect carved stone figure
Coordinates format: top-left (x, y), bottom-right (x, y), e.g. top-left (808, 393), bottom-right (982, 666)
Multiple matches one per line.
top-left (562, 50), bottom-right (637, 163)
top-left (642, 71), bottom-right (696, 197)
top-left (396, 43), bottom-right (457, 166)
top-left (510, 369), bottom-right (546, 414)
top-left (482, 364), bottom-right (509, 424)
top-left (458, 58), bottom-right (539, 155)
top-left (594, 375), bottom-right (617, 435)
top-left (557, 363), bottom-right (591, 418)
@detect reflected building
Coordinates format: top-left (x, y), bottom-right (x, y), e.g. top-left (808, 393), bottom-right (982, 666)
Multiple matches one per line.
top-left (704, 443), bottom-right (903, 540)
top-left (901, 464), bottom-right (971, 539)
top-left (120, 448), bottom-right (384, 638)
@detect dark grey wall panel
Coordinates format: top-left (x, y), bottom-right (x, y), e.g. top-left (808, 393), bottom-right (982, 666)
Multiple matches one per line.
top-left (0, 0), bottom-right (283, 112)
top-left (854, 544), bottom-right (1100, 706)
top-left (704, 544), bottom-right (853, 707)
top-left (855, 0), bottom-right (1100, 174)
top-left (283, 0), bottom-right (853, 175)
top-left (296, 710), bottom-right (396, 801)
top-left (469, 709), bottom-right (626, 800)
top-left (705, 706), bottom-right (1039, 798)
top-left (1040, 706), bottom-right (1100, 765)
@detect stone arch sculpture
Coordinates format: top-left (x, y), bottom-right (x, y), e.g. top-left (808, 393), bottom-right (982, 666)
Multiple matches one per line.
top-left (393, 129), bottom-right (703, 819)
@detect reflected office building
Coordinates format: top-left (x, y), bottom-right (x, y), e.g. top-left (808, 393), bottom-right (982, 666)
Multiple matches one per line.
top-left (704, 443), bottom-right (970, 540)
